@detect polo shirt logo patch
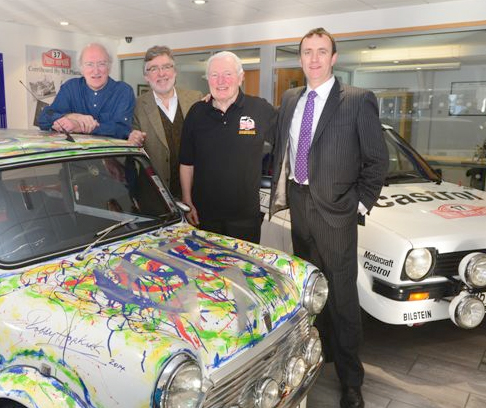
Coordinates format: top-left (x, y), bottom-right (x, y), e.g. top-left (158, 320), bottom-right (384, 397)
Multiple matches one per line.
top-left (239, 116), bottom-right (256, 135)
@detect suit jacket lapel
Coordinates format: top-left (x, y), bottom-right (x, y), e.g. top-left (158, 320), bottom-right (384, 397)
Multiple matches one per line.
top-left (283, 87), bottom-right (304, 146)
top-left (312, 79), bottom-right (344, 145)
top-left (144, 92), bottom-right (169, 150)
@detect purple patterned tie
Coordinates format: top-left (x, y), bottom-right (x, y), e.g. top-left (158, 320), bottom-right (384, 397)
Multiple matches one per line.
top-left (295, 90), bottom-right (317, 183)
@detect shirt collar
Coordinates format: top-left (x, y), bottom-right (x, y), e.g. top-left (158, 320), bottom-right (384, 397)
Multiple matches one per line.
top-left (305, 76), bottom-right (335, 99)
top-left (82, 76), bottom-right (112, 93)
top-left (210, 88), bottom-right (244, 111)
top-left (153, 88), bottom-right (177, 105)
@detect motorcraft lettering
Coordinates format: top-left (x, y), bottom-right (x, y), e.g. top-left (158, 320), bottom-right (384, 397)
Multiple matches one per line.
top-left (363, 251), bottom-right (393, 278)
top-left (376, 190), bottom-right (483, 208)
top-left (403, 310), bottom-right (432, 322)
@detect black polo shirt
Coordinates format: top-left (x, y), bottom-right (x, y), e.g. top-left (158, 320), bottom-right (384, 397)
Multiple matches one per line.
top-left (180, 91), bottom-right (276, 221)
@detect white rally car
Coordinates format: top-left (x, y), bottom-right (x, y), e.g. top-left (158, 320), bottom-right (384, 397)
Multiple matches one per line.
top-left (261, 124), bottom-right (486, 329)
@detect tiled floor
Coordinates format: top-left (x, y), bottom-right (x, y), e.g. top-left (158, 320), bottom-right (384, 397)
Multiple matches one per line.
top-left (307, 312), bottom-right (486, 408)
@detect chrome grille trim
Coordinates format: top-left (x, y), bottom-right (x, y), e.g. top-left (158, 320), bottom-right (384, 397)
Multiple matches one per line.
top-left (203, 308), bottom-right (312, 408)
top-left (434, 249), bottom-right (486, 277)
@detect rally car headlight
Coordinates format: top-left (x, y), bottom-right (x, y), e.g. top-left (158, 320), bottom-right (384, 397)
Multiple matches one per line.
top-left (255, 378), bottom-right (280, 408)
top-left (153, 353), bottom-right (204, 408)
top-left (449, 291), bottom-right (486, 329)
top-left (459, 252), bottom-right (486, 289)
top-left (303, 327), bottom-right (322, 367)
top-left (404, 248), bottom-right (435, 281)
top-left (303, 272), bottom-right (328, 315)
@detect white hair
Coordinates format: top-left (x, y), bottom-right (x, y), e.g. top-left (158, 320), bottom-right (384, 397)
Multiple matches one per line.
top-left (78, 43), bottom-right (113, 67)
top-left (206, 51), bottom-right (243, 78)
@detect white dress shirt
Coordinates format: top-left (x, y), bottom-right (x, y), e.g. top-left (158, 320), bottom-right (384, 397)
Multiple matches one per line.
top-left (289, 76), bottom-right (335, 184)
top-left (154, 88), bottom-right (178, 123)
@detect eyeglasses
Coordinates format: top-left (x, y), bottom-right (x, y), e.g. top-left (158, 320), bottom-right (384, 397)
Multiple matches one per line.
top-left (83, 61), bottom-right (110, 69)
top-left (146, 64), bottom-right (175, 74)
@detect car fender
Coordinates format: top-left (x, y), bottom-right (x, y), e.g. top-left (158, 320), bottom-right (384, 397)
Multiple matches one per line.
top-left (0, 366), bottom-right (88, 408)
top-left (357, 219), bottom-right (411, 320)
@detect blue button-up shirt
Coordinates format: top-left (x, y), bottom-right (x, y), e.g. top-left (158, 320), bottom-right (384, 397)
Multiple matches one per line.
top-left (38, 77), bottom-right (135, 139)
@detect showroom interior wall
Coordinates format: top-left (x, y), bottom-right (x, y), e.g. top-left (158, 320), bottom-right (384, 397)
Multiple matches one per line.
top-left (0, 21), bottom-right (118, 129)
top-left (1, 0), bottom-right (486, 130)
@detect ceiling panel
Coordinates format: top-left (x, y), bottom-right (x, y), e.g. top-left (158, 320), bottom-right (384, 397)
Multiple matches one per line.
top-left (0, 0), bottom-right (470, 39)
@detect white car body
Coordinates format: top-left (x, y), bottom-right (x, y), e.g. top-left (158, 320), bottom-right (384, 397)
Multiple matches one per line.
top-left (261, 124), bottom-right (486, 328)
top-left (0, 130), bottom-right (327, 408)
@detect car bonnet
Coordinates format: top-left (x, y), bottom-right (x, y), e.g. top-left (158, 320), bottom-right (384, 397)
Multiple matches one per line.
top-left (371, 181), bottom-right (486, 245)
top-left (0, 224), bottom-right (305, 372)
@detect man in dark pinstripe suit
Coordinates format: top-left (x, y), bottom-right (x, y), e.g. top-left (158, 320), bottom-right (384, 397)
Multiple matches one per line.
top-left (269, 28), bottom-right (388, 408)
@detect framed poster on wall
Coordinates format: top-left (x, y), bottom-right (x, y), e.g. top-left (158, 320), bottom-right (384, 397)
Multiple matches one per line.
top-left (137, 84), bottom-right (150, 96)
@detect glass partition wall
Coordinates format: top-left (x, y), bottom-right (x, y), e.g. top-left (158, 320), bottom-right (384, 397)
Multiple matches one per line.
top-left (121, 28), bottom-right (486, 187)
top-left (121, 48), bottom-right (260, 98)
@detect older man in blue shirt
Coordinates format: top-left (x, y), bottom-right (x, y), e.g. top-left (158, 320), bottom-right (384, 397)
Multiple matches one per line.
top-left (38, 43), bottom-right (135, 139)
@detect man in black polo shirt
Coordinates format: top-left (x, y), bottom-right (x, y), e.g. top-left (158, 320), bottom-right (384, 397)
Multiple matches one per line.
top-left (180, 51), bottom-right (276, 243)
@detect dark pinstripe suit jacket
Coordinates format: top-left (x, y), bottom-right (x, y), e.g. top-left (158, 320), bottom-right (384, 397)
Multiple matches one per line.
top-left (269, 79), bottom-right (388, 228)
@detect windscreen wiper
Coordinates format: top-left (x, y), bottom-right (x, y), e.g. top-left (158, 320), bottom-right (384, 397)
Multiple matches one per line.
top-left (57, 124), bottom-right (76, 143)
top-left (384, 171), bottom-right (425, 185)
top-left (76, 217), bottom-right (136, 261)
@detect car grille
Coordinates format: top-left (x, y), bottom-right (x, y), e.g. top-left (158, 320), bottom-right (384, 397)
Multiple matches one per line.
top-left (203, 309), bottom-right (311, 408)
top-left (434, 249), bottom-right (486, 277)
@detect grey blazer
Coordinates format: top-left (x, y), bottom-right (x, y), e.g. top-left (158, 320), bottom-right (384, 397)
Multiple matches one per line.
top-left (270, 79), bottom-right (388, 228)
top-left (132, 87), bottom-right (203, 186)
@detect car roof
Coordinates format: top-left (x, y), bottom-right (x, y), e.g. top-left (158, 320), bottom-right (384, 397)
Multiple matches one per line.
top-left (0, 129), bottom-right (140, 165)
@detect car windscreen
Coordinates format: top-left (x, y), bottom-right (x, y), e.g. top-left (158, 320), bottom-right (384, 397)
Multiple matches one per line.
top-left (384, 128), bottom-right (441, 184)
top-left (0, 154), bottom-right (180, 265)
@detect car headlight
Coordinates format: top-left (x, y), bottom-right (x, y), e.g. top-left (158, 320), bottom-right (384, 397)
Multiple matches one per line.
top-left (459, 252), bottom-right (486, 289)
top-left (255, 378), bottom-right (280, 408)
top-left (303, 327), bottom-right (322, 367)
top-left (404, 248), bottom-right (434, 281)
top-left (285, 356), bottom-right (307, 388)
top-left (153, 353), bottom-right (204, 408)
top-left (449, 291), bottom-right (486, 329)
top-left (303, 271), bottom-right (328, 315)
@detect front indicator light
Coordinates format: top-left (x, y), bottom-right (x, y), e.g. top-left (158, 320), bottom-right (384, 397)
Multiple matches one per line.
top-left (459, 252), bottom-right (486, 289)
top-left (408, 292), bottom-right (430, 301)
top-left (449, 291), bottom-right (486, 329)
top-left (255, 378), bottom-right (279, 408)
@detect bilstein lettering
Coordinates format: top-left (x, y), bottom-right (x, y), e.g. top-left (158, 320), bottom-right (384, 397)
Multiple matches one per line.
top-left (403, 310), bottom-right (432, 321)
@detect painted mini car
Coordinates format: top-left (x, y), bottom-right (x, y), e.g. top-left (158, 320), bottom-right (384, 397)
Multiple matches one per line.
top-left (261, 124), bottom-right (486, 330)
top-left (0, 130), bottom-right (328, 408)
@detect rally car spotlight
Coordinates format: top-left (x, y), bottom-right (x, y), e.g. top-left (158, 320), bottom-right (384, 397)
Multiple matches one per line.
top-left (303, 272), bottom-right (329, 315)
top-left (255, 377), bottom-right (280, 408)
top-left (285, 356), bottom-right (307, 388)
top-left (303, 327), bottom-right (322, 366)
top-left (153, 353), bottom-right (204, 408)
top-left (459, 252), bottom-right (486, 289)
top-left (404, 248), bottom-right (435, 281)
top-left (449, 291), bottom-right (486, 329)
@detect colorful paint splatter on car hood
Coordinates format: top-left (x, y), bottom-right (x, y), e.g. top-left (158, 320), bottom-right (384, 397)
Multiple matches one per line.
top-left (0, 224), bottom-right (313, 407)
